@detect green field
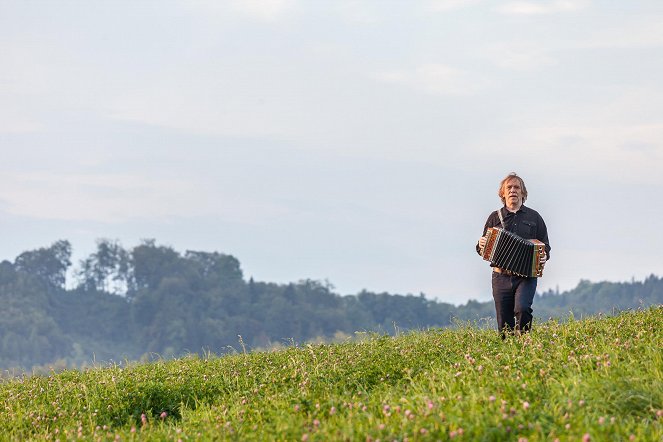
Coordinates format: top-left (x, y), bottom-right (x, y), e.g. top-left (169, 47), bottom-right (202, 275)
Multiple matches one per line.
top-left (1, 307), bottom-right (661, 441)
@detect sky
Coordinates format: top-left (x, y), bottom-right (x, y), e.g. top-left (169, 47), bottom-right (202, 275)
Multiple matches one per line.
top-left (1, 0), bottom-right (663, 305)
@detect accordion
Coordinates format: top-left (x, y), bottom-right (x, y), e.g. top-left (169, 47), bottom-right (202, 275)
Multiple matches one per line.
top-left (480, 227), bottom-right (546, 277)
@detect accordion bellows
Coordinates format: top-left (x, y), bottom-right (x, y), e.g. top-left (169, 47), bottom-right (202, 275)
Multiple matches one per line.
top-left (480, 227), bottom-right (546, 277)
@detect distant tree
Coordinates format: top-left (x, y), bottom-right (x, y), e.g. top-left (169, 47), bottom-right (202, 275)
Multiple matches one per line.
top-left (129, 240), bottom-right (183, 294)
top-left (77, 239), bottom-right (131, 295)
top-left (184, 251), bottom-right (244, 290)
top-left (13, 240), bottom-right (72, 291)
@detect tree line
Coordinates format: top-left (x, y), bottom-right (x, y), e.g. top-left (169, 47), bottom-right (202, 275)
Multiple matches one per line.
top-left (0, 239), bottom-right (661, 372)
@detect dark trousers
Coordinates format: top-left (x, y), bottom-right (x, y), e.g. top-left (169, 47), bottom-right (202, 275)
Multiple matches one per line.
top-left (491, 272), bottom-right (537, 337)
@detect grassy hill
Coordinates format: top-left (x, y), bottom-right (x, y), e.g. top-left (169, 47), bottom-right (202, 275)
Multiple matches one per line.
top-left (1, 307), bottom-right (661, 441)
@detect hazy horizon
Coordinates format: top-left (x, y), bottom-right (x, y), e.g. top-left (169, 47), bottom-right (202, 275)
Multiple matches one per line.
top-left (2, 1), bottom-right (663, 304)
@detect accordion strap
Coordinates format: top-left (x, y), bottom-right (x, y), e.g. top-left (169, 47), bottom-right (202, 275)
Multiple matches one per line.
top-left (497, 207), bottom-right (506, 229)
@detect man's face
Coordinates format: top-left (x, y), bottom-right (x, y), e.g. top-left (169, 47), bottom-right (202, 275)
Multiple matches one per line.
top-left (502, 178), bottom-right (523, 206)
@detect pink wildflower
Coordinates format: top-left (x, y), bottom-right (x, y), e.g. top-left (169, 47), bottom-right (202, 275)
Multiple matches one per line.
top-left (582, 434), bottom-right (591, 442)
top-left (141, 413), bottom-right (147, 426)
top-left (523, 401), bottom-right (530, 410)
top-left (489, 395), bottom-right (496, 402)
top-left (301, 434), bottom-right (309, 441)
top-left (330, 406), bottom-right (336, 415)
top-left (160, 411), bottom-right (168, 420)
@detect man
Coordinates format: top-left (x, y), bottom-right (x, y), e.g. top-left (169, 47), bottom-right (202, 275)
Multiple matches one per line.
top-left (477, 172), bottom-right (550, 338)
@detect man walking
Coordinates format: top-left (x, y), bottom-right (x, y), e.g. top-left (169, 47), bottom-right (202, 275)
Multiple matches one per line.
top-left (477, 173), bottom-right (551, 337)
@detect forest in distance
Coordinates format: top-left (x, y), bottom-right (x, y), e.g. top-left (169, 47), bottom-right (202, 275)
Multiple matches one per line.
top-left (1, 239), bottom-right (661, 373)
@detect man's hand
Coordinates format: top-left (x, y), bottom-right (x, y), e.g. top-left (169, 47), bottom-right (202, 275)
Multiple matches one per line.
top-left (540, 254), bottom-right (547, 266)
top-left (478, 236), bottom-right (487, 250)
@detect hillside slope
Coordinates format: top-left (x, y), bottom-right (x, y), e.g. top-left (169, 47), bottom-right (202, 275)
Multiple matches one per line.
top-left (1, 307), bottom-right (661, 441)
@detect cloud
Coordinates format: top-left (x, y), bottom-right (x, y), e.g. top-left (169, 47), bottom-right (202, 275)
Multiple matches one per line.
top-left (182, 0), bottom-right (296, 22)
top-left (487, 121), bottom-right (663, 186)
top-left (498, 0), bottom-right (589, 15)
top-left (0, 167), bottom-right (307, 226)
top-left (331, 1), bottom-right (382, 24)
top-left (0, 110), bottom-right (42, 134)
top-left (482, 42), bottom-right (558, 71)
top-left (373, 63), bottom-right (488, 96)
top-left (0, 172), bottom-right (195, 222)
top-left (578, 18), bottom-right (663, 50)
top-left (427, 0), bottom-right (483, 12)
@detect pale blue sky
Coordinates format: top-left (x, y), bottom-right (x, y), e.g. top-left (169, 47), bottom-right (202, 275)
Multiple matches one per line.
top-left (2, 0), bottom-right (662, 304)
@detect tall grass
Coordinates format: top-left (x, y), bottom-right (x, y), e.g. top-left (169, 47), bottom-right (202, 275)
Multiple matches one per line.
top-left (1, 307), bottom-right (661, 441)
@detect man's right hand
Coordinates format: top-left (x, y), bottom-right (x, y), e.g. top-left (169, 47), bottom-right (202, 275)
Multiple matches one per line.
top-left (478, 236), bottom-right (487, 250)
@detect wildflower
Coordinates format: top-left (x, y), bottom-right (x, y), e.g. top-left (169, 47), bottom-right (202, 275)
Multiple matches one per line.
top-left (578, 400), bottom-right (585, 407)
top-left (330, 406), bottom-right (336, 415)
top-left (301, 434), bottom-right (309, 441)
top-left (518, 438), bottom-right (528, 442)
top-left (598, 416), bottom-right (605, 425)
top-left (427, 400), bottom-right (434, 410)
top-left (420, 428), bottom-right (428, 435)
top-left (378, 424), bottom-right (385, 430)
top-left (489, 395), bottom-right (496, 402)
top-left (130, 427), bottom-right (136, 433)
top-left (449, 430), bottom-right (458, 439)
top-left (313, 419), bottom-right (320, 427)
top-left (582, 434), bottom-right (591, 442)
top-left (294, 405), bottom-right (300, 411)
top-left (523, 401), bottom-right (530, 410)
top-left (160, 411), bottom-right (167, 420)
top-left (141, 414), bottom-right (147, 426)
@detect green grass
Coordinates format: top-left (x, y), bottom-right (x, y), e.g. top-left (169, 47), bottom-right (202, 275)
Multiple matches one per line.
top-left (1, 307), bottom-right (661, 441)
